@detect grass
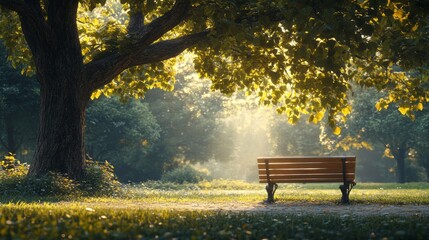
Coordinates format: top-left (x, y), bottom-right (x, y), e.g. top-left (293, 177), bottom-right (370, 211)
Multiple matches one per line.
top-left (117, 180), bottom-right (429, 205)
top-left (1, 180), bottom-right (429, 239)
top-left (0, 203), bottom-right (428, 239)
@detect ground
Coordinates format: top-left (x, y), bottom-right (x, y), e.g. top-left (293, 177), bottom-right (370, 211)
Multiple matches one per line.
top-left (81, 201), bottom-right (429, 216)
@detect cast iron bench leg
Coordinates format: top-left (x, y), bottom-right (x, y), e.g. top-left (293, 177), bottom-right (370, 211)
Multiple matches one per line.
top-left (266, 183), bottom-right (278, 203)
top-left (340, 183), bottom-right (351, 204)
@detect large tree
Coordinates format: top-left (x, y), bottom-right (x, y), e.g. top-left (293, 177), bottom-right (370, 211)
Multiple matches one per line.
top-left (0, 0), bottom-right (428, 178)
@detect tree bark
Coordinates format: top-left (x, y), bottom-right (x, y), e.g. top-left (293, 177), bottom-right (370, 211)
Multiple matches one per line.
top-left (28, 71), bottom-right (90, 178)
top-left (27, 36), bottom-right (90, 178)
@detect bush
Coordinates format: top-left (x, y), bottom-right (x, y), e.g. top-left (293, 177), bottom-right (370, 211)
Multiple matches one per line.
top-left (0, 155), bottom-right (120, 198)
top-left (161, 165), bottom-right (210, 184)
top-left (79, 160), bottom-right (121, 197)
top-left (0, 154), bottom-right (79, 197)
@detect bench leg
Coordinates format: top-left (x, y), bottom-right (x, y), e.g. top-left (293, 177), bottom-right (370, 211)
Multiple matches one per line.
top-left (265, 183), bottom-right (278, 203)
top-left (339, 184), bottom-right (352, 204)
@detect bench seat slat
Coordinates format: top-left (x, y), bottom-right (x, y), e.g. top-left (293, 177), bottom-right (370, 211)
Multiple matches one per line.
top-left (257, 157), bottom-right (355, 163)
top-left (258, 167), bottom-right (355, 175)
top-left (257, 162), bottom-right (355, 170)
top-left (259, 173), bottom-right (355, 180)
top-left (259, 178), bottom-right (353, 183)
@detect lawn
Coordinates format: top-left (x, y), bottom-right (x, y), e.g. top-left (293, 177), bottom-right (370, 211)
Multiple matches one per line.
top-left (1, 180), bottom-right (429, 239)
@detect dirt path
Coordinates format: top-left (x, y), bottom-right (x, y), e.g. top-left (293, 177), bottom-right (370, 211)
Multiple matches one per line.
top-left (87, 201), bottom-right (429, 217)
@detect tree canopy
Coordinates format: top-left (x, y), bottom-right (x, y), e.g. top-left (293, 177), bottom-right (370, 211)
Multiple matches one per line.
top-left (1, 0), bottom-right (428, 123)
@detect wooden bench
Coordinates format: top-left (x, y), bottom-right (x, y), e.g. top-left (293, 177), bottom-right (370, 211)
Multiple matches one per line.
top-left (257, 156), bottom-right (356, 204)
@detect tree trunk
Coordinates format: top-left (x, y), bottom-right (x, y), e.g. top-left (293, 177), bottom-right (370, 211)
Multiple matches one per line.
top-left (4, 113), bottom-right (17, 153)
top-left (392, 147), bottom-right (407, 184)
top-left (28, 51), bottom-right (90, 179)
top-left (28, 80), bottom-right (89, 179)
top-left (426, 167), bottom-right (429, 181)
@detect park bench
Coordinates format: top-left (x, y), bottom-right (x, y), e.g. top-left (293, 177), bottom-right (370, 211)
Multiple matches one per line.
top-left (257, 156), bottom-right (356, 204)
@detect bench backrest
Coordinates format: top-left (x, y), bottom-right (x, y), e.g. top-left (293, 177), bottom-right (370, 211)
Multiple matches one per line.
top-left (257, 156), bottom-right (356, 184)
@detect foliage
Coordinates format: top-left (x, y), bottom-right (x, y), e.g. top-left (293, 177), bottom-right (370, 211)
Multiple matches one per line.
top-left (1, 0), bottom-right (428, 126)
top-left (87, 62), bottom-right (232, 182)
top-left (0, 153), bottom-right (27, 175)
top-left (86, 97), bottom-right (160, 161)
top-left (271, 118), bottom-right (324, 156)
top-left (79, 160), bottom-right (121, 197)
top-left (0, 203), bottom-right (428, 239)
top-left (413, 109), bottom-right (429, 179)
top-left (0, 44), bottom-right (39, 157)
top-left (350, 89), bottom-right (428, 182)
top-left (161, 165), bottom-right (210, 184)
top-left (85, 97), bottom-right (161, 182)
top-left (192, 0), bottom-right (429, 126)
top-left (141, 61), bottom-right (233, 176)
top-left (320, 88), bottom-right (429, 182)
top-left (0, 155), bottom-right (120, 197)
top-left (82, 1), bottom-right (178, 101)
top-left (0, 155), bottom-right (79, 197)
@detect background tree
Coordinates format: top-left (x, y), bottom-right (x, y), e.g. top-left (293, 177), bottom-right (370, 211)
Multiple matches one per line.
top-left (413, 109), bottom-right (429, 180)
top-left (271, 119), bottom-right (324, 156)
top-left (0, 0), bottom-right (428, 178)
top-left (86, 59), bottom-right (232, 181)
top-left (142, 61), bottom-right (233, 175)
top-left (338, 89), bottom-right (427, 183)
top-left (85, 97), bottom-right (161, 181)
top-left (0, 44), bottom-right (39, 159)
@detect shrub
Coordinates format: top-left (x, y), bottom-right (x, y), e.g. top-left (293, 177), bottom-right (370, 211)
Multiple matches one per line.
top-left (0, 155), bottom-right (121, 198)
top-left (0, 154), bottom-right (80, 197)
top-left (79, 160), bottom-right (121, 197)
top-left (161, 165), bottom-right (210, 184)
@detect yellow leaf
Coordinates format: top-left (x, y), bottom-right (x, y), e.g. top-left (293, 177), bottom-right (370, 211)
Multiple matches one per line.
top-left (417, 103), bottom-right (424, 111)
top-left (411, 23), bottom-right (419, 32)
top-left (393, 9), bottom-right (403, 19)
top-left (375, 102), bottom-right (382, 111)
top-left (288, 116), bottom-right (299, 124)
top-left (341, 106), bottom-right (352, 116)
top-left (91, 90), bottom-right (102, 100)
top-left (315, 111), bottom-right (325, 121)
top-left (398, 107), bottom-right (408, 115)
top-left (383, 148), bottom-right (394, 159)
top-left (333, 127), bottom-right (341, 135)
top-left (393, 9), bottom-right (409, 22)
top-left (361, 141), bottom-right (374, 151)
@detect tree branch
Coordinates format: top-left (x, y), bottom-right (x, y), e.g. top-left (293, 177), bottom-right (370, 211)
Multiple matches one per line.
top-left (128, 0), bottom-right (191, 47)
top-left (1, 0), bottom-right (53, 66)
top-left (130, 30), bottom-right (209, 66)
top-left (85, 30), bottom-right (209, 91)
